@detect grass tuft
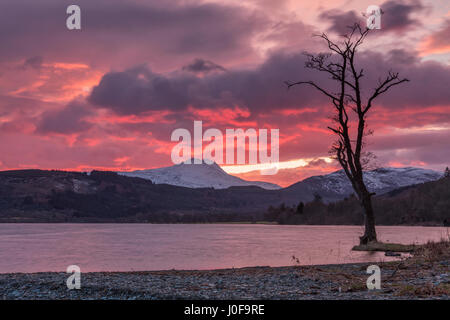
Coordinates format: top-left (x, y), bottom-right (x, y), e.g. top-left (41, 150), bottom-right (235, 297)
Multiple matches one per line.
top-left (352, 242), bottom-right (416, 252)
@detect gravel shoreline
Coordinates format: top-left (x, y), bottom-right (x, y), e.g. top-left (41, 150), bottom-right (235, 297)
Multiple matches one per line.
top-left (1, 258), bottom-right (448, 300)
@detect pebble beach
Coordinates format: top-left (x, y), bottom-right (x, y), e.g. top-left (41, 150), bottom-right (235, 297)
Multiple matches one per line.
top-left (1, 258), bottom-right (448, 300)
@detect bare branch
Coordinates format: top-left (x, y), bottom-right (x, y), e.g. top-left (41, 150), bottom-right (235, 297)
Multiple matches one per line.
top-left (284, 80), bottom-right (340, 102)
top-left (365, 72), bottom-right (409, 113)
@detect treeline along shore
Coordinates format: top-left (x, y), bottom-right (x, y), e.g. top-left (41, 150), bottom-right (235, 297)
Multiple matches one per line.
top-left (0, 169), bottom-right (449, 225)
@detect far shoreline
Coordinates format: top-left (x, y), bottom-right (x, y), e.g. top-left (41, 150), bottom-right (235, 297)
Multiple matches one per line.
top-left (0, 220), bottom-right (448, 227)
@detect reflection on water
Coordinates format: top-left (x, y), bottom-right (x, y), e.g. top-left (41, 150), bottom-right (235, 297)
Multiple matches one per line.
top-left (0, 224), bottom-right (447, 273)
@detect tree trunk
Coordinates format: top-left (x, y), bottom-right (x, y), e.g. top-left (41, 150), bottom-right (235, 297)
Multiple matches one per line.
top-left (359, 193), bottom-right (377, 245)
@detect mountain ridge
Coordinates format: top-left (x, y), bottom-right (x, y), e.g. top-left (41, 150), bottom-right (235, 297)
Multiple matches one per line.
top-left (0, 166), bottom-right (445, 223)
top-left (118, 160), bottom-right (281, 190)
top-left (118, 160), bottom-right (442, 197)
top-left (283, 166), bottom-right (442, 203)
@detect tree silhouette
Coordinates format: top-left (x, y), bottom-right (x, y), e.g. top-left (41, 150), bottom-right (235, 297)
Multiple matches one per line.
top-left (286, 24), bottom-right (409, 244)
top-left (296, 201), bottom-right (304, 214)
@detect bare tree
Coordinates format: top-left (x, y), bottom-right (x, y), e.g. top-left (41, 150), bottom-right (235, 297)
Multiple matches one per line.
top-left (285, 24), bottom-right (409, 244)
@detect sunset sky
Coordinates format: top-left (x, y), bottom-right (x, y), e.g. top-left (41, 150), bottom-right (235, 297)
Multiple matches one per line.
top-left (0, 0), bottom-right (449, 187)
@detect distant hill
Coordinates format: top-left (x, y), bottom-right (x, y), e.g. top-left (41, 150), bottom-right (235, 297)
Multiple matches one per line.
top-left (118, 160), bottom-right (281, 190)
top-left (0, 167), bottom-right (445, 224)
top-left (283, 167), bottom-right (442, 203)
top-left (119, 164), bottom-right (440, 202)
top-left (266, 176), bottom-right (450, 226)
top-left (0, 170), bottom-right (284, 223)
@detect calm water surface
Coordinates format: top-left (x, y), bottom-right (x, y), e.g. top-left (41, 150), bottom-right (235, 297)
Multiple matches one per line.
top-left (0, 224), bottom-right (447, 273)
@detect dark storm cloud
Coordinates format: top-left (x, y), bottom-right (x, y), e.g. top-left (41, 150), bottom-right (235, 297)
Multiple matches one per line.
top-left (360, 50), bottom-right (450, 108)
top-left (0, 0), bottom-right (266, 68)
top-left (372, 130), bottom-right (450, 167)
top-left (23, 56), bottom-right (44, 70)
top-left (386, 49), bottom-right (420, 65)
top-left (381, 0), bottom-right (425, 31)
top-left (319, 10), bottom-right (363, 35)
top-left (36, 101), bottom-right (93, 134)
top-left (88, 53), bottom-right (334, 114)
top-left (89, 66), bottom-right (196, 114)
top-left (320, 0), bottom-right (425, 34)
top-left (89, 49), bottom-right (450, 115)
top-left (182, 59), bottom-right (226, 74)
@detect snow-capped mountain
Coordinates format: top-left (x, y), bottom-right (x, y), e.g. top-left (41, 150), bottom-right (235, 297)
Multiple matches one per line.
top-left (284, 167), bottom-right (443, 203)
top-left (118, 164), bottom-right (441, 200)
top-left (118, 160), bottom-right (281, 190)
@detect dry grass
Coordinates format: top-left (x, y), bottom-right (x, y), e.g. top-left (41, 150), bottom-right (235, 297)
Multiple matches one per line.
top-left (353, 234), bottom-right (450, 255)
top-left (352, 242), bottom-right (416, 252)
top-left (412, 237), bottom-right (450, 263)
top-left (340, 280), bottom-right (368, 293)
top-left (394, 283), bottom-right (450, 297)
top-left (337, 237), bottom-right (450, 296)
